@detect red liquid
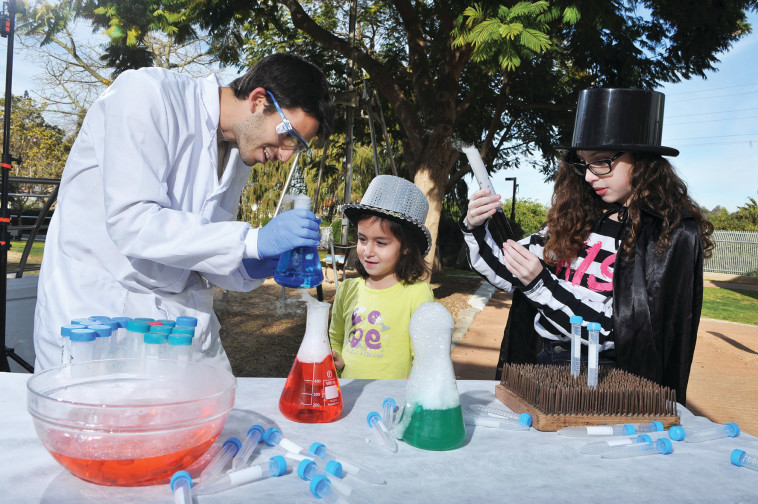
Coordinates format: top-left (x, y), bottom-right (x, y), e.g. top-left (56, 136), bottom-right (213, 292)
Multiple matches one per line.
top-left (50, 436), bottom-right (217, 486)
top-left (279, 355), bottom-right (343, 422)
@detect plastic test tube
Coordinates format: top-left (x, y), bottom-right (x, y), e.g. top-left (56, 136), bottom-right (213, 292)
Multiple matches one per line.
top-left (587, 321), bottom-right (600, 388)
top-left (601, 437), bottom-right (673, 459)
top-left (198, 437), bottom-right (242, 482)
top-left (232, 425), bottom-right (265, 470)
top-left (581, 434), bottom-right (653, 455)
top-left (382, 398), bottom-right (397, 427)
top-left (143, 332), bottom-right (168, 360)
top-left (125, 320), bottom-right (150, 358)
top-left (464, 414), bottom-right (531, 431)
top-left (569, 315), bottom-right (583, 377)
top-left (309, 442), bottom-right (386, 485)
top-left (558, 421), bottom-right (664, 437)
top-left (170, 470), bottom-right (193, 504)
top-left (298, 459), bottom-right (375, 503)
top-left (60, 324), bottom-right (85, 364)
top-left (88, 324), bottom-right (114, 360)
top-left (309, 474), bottom-right (352, 504)
top-left (194, 456), bottom-right (287, 496)
top-left (669, 422), bottom-right (740, 443)
top-left (731, 449), bottom-right (758, 472)
top-left (166, 334), bottom-right (193, 361)
top-left (69, 328), bottom-right (97, 362)
top-left (263, 428), bottom-right (308, 455)
top-left (366, 412), bottom-right (399, 452)
top-left (469, 404), bottom-right (533, 427)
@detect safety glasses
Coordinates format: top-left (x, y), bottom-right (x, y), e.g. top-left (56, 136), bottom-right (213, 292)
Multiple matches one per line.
top-left (266, 90), bottom-right (309, 153)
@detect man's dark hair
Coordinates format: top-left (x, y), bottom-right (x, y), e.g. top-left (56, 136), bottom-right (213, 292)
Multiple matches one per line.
top-left (229, 53), bottom-right (334, 139)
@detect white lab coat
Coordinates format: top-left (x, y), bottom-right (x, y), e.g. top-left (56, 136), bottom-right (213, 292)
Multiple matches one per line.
top-left (34, 68), bottom-right (264, 371)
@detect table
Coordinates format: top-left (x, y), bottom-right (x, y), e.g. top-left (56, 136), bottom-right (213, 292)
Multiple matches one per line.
top-left (3, 374), bottom-right (757, 503)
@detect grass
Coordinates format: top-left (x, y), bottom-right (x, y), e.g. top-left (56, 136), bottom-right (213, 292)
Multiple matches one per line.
top-left (702, 286), bottom-right (758, 326)
top-left (10, 240), bottom-right (45, 263)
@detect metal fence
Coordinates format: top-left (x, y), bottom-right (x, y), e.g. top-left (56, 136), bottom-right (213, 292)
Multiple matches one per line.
top-left (704, 230), bottom-right (758, 277)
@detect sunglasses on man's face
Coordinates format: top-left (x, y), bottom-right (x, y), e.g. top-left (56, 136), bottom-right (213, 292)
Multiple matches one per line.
top-left (266, 90), bottom-right (309, 153)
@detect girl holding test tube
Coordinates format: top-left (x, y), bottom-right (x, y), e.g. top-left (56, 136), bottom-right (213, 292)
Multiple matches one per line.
top-left (461, 89), bottom-right (714, 404)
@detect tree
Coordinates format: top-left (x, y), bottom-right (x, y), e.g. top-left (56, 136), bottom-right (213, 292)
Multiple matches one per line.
top-left (192, 0), bottom-right (756, 267)
top-left (15, 0), bottom-right (222, 133)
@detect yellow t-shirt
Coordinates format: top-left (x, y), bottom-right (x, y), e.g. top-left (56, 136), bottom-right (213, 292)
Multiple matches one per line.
top-left (329, 278), bottom-right (434, 379)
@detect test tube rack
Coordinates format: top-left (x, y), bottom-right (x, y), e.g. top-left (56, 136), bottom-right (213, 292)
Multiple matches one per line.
top-left (495, 363), bottom-right (680, 431)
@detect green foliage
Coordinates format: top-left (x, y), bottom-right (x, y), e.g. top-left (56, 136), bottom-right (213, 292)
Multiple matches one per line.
top-left (706, 195), bottom-right (758, 231)
top-left (502, 197), bottom-right (549, 236)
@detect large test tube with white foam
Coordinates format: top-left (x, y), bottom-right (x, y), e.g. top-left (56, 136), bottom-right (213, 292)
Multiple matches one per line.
top-left (462, 144), bottom-right (516, 244)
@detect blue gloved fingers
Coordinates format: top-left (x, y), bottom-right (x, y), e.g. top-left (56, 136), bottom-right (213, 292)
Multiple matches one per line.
top-left (243, 257), bottom-right (279, 279)
top-left (257, 209), bottom-right (323, 259)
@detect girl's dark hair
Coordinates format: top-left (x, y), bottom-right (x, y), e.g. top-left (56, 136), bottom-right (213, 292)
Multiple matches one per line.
top-left (543, 153), bottom-right (715, 265)
top-left (229, 53), bottom-right (335, 139)
top-left (354, 215), bottom-right (430, 284)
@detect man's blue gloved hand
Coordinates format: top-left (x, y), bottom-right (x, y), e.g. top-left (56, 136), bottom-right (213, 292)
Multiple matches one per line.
top-left (257, 209), bottom-right (321, 259)
top-left (243, 257), bottom-right (279, 279)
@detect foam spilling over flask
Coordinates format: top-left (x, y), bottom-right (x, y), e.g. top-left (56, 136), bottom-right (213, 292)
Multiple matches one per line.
top-left (393, 302), bottom-right (465, 450)
top-left (279, 291), bottom-right (343, 422)
top-left (274, 194), bottom-right (324, 289)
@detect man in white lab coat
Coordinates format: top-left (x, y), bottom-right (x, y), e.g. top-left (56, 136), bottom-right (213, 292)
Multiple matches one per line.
top-left (33, 53), bottom-right (334, 372)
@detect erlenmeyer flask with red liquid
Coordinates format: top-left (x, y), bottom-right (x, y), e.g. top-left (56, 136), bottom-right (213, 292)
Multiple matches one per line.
top-left (279, 292), bottom-right (343, 422)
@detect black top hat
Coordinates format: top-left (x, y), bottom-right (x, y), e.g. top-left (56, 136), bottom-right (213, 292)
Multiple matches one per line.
top-left (555, 88), bottom-right (679, 157)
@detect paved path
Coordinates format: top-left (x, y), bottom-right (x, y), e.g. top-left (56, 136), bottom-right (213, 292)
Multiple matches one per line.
top-left (451, 279), bottom-right (758, 436)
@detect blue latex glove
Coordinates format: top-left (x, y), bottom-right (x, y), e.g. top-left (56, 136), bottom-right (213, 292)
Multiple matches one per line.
top-left (257, 209), bottom-right (321, 259)
top-left (243, 257), bottom-right (279, 279)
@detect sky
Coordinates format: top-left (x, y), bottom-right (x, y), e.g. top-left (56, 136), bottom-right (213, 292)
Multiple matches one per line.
top-left (1, 10), bottom-right (756, 213)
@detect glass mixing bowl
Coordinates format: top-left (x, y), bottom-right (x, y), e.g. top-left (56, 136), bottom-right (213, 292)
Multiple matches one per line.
top-left (27, 358), bottom-right (236, 486)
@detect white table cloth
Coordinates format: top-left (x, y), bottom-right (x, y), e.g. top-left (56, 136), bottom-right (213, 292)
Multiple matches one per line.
top-left (3, 373), bottom-right (756, 503)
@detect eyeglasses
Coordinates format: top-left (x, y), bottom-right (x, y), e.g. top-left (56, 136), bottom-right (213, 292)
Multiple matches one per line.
top-left (571, 152), bottom-right (625, 176)
top-left (266, 90), bottom-right (310, 153)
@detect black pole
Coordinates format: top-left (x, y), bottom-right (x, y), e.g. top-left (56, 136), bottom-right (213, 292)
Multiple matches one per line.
top-left (505, 177), bottom-right (517, 222)
top-left (1, 0), bottom-right (33, 373)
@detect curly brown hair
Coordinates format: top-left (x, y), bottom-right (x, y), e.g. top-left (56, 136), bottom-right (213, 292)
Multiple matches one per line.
top-left (543, 153), bottom-right (714, 266)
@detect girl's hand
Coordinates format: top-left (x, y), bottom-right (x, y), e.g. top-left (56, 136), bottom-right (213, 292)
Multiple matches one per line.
top-left (502, 239), bottom-right (543, 285)
top-left (331, 350), bottom-right (344, 373)
top-left (465, 189), bottom-right (502, 229)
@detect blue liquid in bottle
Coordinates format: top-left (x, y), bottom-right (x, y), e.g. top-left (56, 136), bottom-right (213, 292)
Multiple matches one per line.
top-left (274, 195), bottom-right (324, 289)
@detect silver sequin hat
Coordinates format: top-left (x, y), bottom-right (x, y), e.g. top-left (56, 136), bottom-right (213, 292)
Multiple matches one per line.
top-left (343, 175), bottom-right (432, 255)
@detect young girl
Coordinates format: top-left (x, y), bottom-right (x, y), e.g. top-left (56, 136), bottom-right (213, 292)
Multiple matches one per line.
top-left (462, 88), bottom-right (714, 404)
top-left (329, 175), bottom-right (434, 379)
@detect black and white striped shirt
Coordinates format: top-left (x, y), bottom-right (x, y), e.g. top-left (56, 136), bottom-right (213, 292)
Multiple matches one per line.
top-left (462, 218), bottom-right (624, 349)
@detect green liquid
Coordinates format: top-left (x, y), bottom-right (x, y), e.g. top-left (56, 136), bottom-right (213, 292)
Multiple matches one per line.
top-left (401, 404), bottom-right (465, 451)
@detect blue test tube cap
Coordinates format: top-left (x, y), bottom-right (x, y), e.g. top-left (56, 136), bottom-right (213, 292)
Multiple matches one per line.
top-left (157, 319), bottom-right (176, 327)
top-left (144, 333), bottom-right (168, 344)
top-left (309, 441), bottom-right (326, 457)
top-left (651, 421), bottom-right (664, 432)
top-left (623, 424), bottom-right (636, 436)
top-left (669, 425), bottom-right (686, 441)
top-left (325, 460), bottom-right (343, 478)
top-left (69, 328), bottom-right (97, 342)
top-left (656, 438), bottom-right (673, 455)
top-left (731, 449), bottom-right (747, 467)
top-left (263, 427), bottom-right (282, 447)
top-left (176, 316), bottom-right (198, 327)
top-left (367, 411), bottom-right (381, 427)
top-left (588, 322), bottom-right (601, 331)
top-left (382, 397), bottom-right (396, 409)
top-left (519, 413), bottom-right (533, 427)
top-left (168, 334), bottom-right (193, 346)
top-left (71, 317), bottom-right (94, 325)
top-left (269, 455), bottom-right (287, 477)
top-left (569, 315), bottom-right (583, 324)
top-left (724, 422), bottom-right (741, 437)
top-left (126, 320), bottom-right (150, 333)
top-left (61, 324), bottom-right (86, 337)
top-left (88, 324), bottom-right (113, 338)
top-left (89, 315), bottom-right (111, 321)
top-left (636, 434), bottom-right (652, 443)
top-left (132, 317), bottom-right (154, 323)
top-left (172, 327), bottom-right (196, 337)
top-left (110, 316), bottom-right (132, 328)
top-left (297, 459), bottom-right (316, 480)
top-left (170, 470), bottom-right (193, 491)
top-left (149, 325), bottom-right (172, 333)
top-left (309, 474), bottom-right (331, 498)
top-left (223, 437), bottom-right (242, 456)
top-left (247, 424), bottom-right (265, 439)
